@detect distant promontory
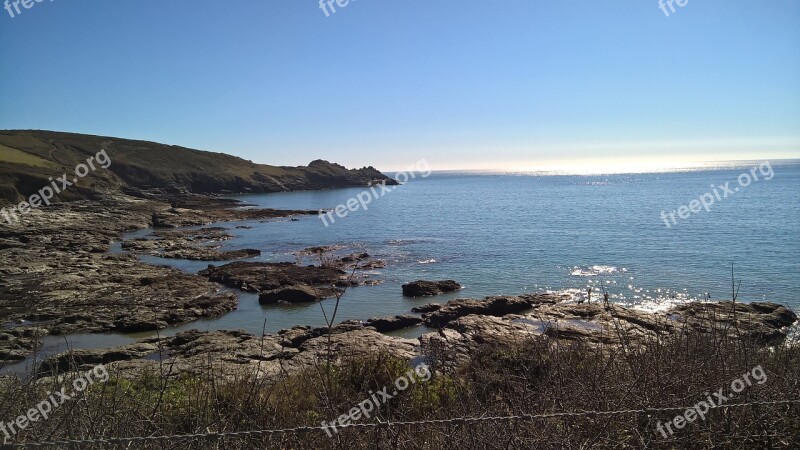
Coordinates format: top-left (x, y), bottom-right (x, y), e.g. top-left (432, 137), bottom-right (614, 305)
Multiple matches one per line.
top-left (0, 130), bottom-right (396, 203)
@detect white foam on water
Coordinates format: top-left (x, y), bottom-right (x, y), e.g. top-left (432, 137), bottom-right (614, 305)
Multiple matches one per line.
top-left (569, 265), bottom-right (626, 277)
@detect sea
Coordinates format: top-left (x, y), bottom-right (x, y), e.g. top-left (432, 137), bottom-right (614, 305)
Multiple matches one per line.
top-left (5, 159), bottom-right (799, 374)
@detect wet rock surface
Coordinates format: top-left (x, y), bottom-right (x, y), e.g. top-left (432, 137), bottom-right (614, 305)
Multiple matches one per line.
top-left (258, 285), bottom-right (343, 304)
top-left (364, 315), bottom-right (424, 332)
top-left (411, 303), bottom-right (442, 313)
top-left (199, 262), bottom-right (346, 293)
top-left (402, 280), bottom-right (462, 297)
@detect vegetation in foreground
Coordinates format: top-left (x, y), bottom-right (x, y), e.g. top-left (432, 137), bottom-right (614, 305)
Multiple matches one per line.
top-left (1, 317), bottom-right (798, 450)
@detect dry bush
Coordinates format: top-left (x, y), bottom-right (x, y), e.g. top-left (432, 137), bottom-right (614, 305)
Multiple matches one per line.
top-left (0, 315), bottom-right (798, 449)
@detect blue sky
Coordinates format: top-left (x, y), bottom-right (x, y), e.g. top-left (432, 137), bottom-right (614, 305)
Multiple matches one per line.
top-left (1, 0), bottom-right (798, 171)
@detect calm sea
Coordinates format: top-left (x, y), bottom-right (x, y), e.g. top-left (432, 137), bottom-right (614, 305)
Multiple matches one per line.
top-left (5, 160), bottom-right (799, 373)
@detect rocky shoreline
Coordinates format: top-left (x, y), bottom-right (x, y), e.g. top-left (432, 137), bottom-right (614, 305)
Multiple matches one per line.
top-left (0, 194), bottom-right (319, 362)
top-left (31, 295), bottom-right (798, 383)
top-left (1, 193), bottom-right (797, 383)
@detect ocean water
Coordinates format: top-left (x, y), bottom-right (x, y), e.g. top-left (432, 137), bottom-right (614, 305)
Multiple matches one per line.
top-left (4, 160), bottom-right (799, 374)
top-left (142, 159), bottom-right (800, 334)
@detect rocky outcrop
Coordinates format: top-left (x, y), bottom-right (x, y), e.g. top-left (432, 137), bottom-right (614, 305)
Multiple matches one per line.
top-left (419, 300), bottom-right (798, 368)
top-left (37, 343), bottom-right (161, 374)
top-left (422, 293), bottom-right (568, 327)
top-left (258, 285), bottom-right (342, 304)
top-left (39, 326), bottom-right (418, 381)
top-left (122, 227), bottom-right (262, 261)
top-left (0, 197), bottom-right (240, 362)
top-left (671, 301), bottom-right (798, 344)
top-left (358, 260), bottom-right (386, 269)
top-left (34, 299), bottom-right (796, 383)
top-left (150, 206), bottom-right (318, 228)
top-left (198, 262), bottom-right (345, 293)
top-left (402, 280), bottom-right (462, 297)
top-left (365, 315), bottom-right (424, 333)
top-left (0, 192), bottom-right (370, 362)
top-left (411, 304), bottom-right (441, 313)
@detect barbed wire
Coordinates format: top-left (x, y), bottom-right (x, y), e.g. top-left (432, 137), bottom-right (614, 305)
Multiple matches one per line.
top-left (3, 398), bottom-right (799, 448)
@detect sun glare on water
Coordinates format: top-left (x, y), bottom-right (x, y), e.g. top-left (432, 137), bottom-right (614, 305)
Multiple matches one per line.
top-left (505, 159), bottom-right (756, 176)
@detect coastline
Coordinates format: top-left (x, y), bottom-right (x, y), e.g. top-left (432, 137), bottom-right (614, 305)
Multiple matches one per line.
top-left (1, 193), bottom-right (796, 379)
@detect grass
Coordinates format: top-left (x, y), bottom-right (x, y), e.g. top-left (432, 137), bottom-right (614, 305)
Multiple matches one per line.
top-left (0, 145), bottom-right (58, 169)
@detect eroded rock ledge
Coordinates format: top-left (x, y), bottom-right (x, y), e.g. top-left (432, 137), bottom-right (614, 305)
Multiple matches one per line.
top-left (0, 195), bottom-right (315, 362)
top-left (35, 296), bottom-right (797, 383)
top-left (402, 280), bottom-right (462, 297)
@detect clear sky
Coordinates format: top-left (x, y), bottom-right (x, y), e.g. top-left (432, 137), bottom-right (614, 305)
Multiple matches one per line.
top-left (1, 0), bottom-right (799, 171)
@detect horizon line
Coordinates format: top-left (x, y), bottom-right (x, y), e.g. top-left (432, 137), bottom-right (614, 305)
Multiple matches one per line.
top-left (382, 158), bottom-right (800, 176)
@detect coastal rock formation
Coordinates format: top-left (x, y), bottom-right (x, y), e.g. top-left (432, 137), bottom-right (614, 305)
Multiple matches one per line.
top-left (199, 262), bottom-right (345, 293)
top-left (0, 191), bottom-right (377, 362)
top-left (411, 304), bottom-right (442, 313)
top-left (33, 299), bottom-right (796, 383)
top-left (419, 300), bottom-right (798, 368)
top-left (39, 327), bottom-right (419, 381)
top-left (402, 280), bottom-right (462, 297)
top-left (671, 301), bottom-right (798, 344)
top-left (258, 285), bottom-right (342, 304)
top-left (0, 198), bottom-right (239, 358)
top-left (422, 293), bottom-right (568, 327)
top-left (150, 206), bottom-right (318, 228)
top-left (364, 315), bottom-right (424, 332)
top-left (122, 227), bottom-right (263, 261)
top-left (0, 328), bottom-right (43, 362)
top-left (358, 260), bottom-right (386, 269)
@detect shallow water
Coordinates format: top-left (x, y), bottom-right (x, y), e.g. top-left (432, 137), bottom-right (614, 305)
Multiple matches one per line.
top-left (4, 161), bottom-right (799, 375)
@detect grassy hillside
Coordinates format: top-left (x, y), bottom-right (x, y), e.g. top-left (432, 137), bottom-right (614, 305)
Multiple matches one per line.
top-left (0, 130), bottom-right (395, 203)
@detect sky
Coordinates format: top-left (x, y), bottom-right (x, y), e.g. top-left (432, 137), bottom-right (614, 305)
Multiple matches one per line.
top-left (1, 0), bottom-right (799, 172)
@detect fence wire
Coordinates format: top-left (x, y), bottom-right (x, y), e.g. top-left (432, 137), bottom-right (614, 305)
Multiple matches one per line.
top-left (2, 398), bottom-right (799, 448)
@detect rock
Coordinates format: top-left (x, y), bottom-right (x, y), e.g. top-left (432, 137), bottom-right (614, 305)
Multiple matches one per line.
top-left (27, 297), bottom-right (798, 385)
top-left (365, 315), bottom-right (424, 332)
top-left (38, 343), bottom-right (159, 374)
top-left (277, 322), bottom-right (366, 347)
top-left (297, 245), bottom-right (345, 256)
top-left (358, 260), bottom-right (386, 269)
top-left (258, 285), bottom-right (342, 304)
top-left (0, 198), bottom-right (239, 361)
top-left (199, 262), bottom-right (345, 293)
top-left (671, 301), bottom-right (797, 345)
top-left (340, 252), bottom-right (370, 263)
top-left (52, 326), bottom-right (417, 382)
top-left (412, 304), bottom-right (442, 313)
top-left (423, 293), bottom-right (567, 327)
top-left (151, 207), bottom-right (318, 228)
top-left (402, 280), bottom-right (461, 297)
top-left (154, 247), bottom-right (262, 261)
top-left (122, 227), bottom-right (263, 261)
top-left (0, 194), bottom-right (333, 362)
top-left (419, 300), bottom-right (798, 369)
